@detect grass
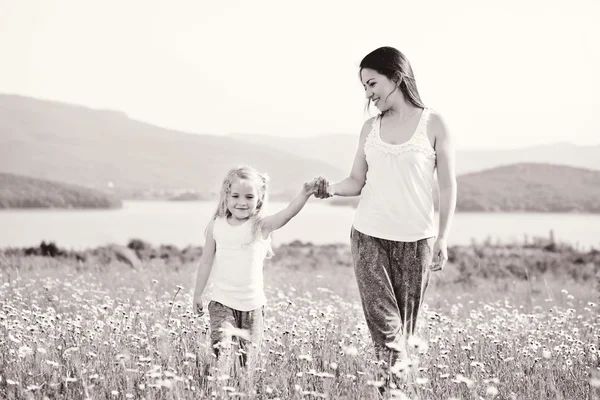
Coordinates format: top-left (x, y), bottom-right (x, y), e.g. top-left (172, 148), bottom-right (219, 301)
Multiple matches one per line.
top-left (0, 246), bottom-right (598, 399)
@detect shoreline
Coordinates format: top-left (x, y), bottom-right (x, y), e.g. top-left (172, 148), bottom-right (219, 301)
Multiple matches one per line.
top-left (3, 198), bottom-right (600, 214)
top-left (1, 238), bottom-right (597, 284)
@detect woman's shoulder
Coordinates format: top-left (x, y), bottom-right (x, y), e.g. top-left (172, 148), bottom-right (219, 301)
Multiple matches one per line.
top-left (364, 114), bottom-right (379, 127)
top-left (425, 108), bottom-right (444, 123)
top-left (360, 115), bottom-right (379, 139)
top-left (425, 109), bottom-right (449, 138)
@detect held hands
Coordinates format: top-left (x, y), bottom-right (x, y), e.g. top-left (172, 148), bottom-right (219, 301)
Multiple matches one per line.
top-left (302, 178), bottom-right (318, 196)
top-left (429, 237), bottom-right (449, 272)
top-left (313, 176), bottom-right (333, 199)
top-left (303, 176), bottom-right (333, 197)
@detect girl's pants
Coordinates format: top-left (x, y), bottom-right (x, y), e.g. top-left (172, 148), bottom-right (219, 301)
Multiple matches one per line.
top-left (208, 300), bottom-right (264, 367)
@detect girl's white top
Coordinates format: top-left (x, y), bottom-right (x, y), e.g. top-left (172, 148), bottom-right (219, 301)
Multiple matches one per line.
top-left (353, 108), bottom-right (437, 242)
top-left (209, 217), bottom-right (272, 311)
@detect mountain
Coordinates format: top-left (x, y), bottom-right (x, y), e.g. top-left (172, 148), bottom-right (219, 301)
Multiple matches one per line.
top-left (3, 93), bottom-right (597, 207)
top-left (230, 134), bottom-right (600, 175)
top-left (455, 163), bottom-right (600, 212)
top-left (330, 163), bottom-right (600, 213)
top-left (230, 133), bottom-right (359, 175)
top-left (0, 94), bottom-right (344, 197)
top-left (0, 172), bottom-right (121, 209)
top-left (457, 143), bottom-right (600, 175)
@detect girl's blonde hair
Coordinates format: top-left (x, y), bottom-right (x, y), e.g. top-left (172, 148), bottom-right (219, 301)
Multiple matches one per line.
top-left (211, 165), bottom-right (270, 241)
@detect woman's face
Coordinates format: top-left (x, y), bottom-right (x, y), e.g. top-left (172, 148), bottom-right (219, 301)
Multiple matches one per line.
top-left (360, 68), bottom-right (399, 112)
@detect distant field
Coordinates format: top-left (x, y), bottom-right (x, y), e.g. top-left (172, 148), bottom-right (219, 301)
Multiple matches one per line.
top-left (0, 242), bottom-right (598, 399)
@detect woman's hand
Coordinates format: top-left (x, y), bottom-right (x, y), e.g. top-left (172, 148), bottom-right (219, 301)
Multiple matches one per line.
top-left (429, 237), bottom-right (449, 272)
top-left (194, 299), bottom-right (204, 317)
top-left (314, 176), bottom-right (333, 199)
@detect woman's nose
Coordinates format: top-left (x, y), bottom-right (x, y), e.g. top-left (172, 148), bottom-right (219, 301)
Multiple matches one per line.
top-left (365, 88), bottom-right (372, 99)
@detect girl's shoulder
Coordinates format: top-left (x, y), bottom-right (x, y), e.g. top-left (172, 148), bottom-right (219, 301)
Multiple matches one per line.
top-left (256, 218), bottom-right (275, 259)
top-left (209, 216), bottom-right (228, 237)
top-left (204, 217), bottom-right (217, 238)
top-left (211, 216), bottom-right (224, 227)
top-left (257, 218), bottom-right (273, 241)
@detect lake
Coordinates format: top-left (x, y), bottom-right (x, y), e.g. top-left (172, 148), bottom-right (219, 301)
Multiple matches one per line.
top-left (1, 201), bottom-right (598, 250)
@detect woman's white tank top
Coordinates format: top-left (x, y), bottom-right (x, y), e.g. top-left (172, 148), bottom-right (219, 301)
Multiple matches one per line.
top-left (353, 108), bottom-right (437, 242)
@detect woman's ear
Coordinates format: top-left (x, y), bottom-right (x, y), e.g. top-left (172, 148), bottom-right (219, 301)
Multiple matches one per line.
top-left (394, 71), bottom-right (403, 87)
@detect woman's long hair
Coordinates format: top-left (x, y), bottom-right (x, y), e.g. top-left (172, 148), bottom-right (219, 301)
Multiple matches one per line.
top-left (360, 46), bottom-right (426, 111)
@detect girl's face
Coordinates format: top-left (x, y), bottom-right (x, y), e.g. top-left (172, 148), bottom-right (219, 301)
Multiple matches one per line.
top-left (360, 68), bottom-right (399, 112)
top-left (227, 179), bottom-right (260, 221)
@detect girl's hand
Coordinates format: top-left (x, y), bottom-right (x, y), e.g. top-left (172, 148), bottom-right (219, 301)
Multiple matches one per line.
top-left (429, 237), bottom-right (448, 272)
top-left (302, 178), bottom-right (318, 196)
top-left (194, 300), bottom-right (204, 317)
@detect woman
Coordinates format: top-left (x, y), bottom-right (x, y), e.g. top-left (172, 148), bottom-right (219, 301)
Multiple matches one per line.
top-left (315, 46), bottom-right (457, 366)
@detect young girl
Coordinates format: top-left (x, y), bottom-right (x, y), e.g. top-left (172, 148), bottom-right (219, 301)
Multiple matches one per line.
top-left (193, 165), bottom-right (316, 366)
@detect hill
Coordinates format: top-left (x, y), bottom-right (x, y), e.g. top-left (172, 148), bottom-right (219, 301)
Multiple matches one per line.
top-left (329, 163), bottom-right (600, 213)
top-left (456, 163), bottom-right (600, 212)
top-left (0, 173), bottom-right (122, 209)
top-left (230, 134), bottom-right (600, 175)
top-left (0, 94), bottom-right (344, 196)
top-left (3, 94), bottom-right (597, 205)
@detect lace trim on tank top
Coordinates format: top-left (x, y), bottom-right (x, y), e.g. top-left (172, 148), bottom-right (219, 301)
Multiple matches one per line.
top-left (364, 109), bottom-right (436, 160)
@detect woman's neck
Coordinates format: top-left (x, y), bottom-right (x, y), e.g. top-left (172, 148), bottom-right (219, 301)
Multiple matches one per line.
top-left (384, 100), bottom-right (420, 120)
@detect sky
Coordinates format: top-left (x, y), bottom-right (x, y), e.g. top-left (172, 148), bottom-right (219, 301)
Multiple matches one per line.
top-left (0, 0), bottom-right (598, 150)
